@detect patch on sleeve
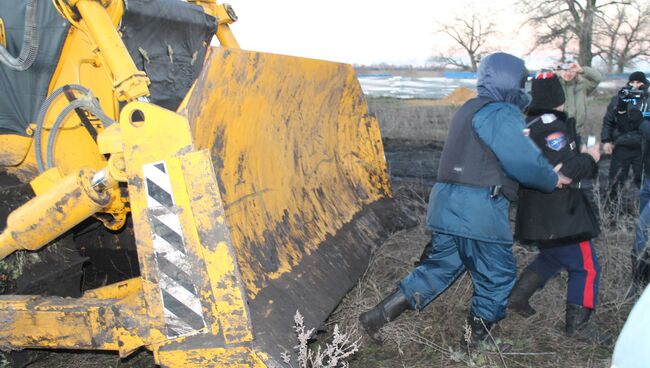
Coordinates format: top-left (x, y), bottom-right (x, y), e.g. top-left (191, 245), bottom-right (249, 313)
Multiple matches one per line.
top-left (541, 113), bottom-right (557, 124)
top-left (545, 131), bottom-right (567, 151)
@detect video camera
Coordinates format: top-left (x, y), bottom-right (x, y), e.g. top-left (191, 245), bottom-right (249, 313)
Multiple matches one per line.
top-left (618, 86), bottom-right (650, 120)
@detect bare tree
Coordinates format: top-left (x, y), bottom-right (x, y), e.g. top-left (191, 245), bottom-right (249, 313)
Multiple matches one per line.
top-left (594, 4), bottom-right (628, 70)
top-left (519, 0), bottom-right (629, 66)
top-left (436, 13), bottom-right (497, 72)
top-left (526, 13), bottom-right (577, 62)
top-left (594, 0), bottom-right (650, 72)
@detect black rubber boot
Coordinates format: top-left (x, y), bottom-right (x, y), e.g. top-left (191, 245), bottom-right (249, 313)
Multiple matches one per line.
top-left (460, 314), bottom-right (494, 349)
top-left (565, 304), bottom-right (612, 345)
top-left (359, 289), bottom-right (410, 342)
top-left (509, 268), bottom-right (545, 317)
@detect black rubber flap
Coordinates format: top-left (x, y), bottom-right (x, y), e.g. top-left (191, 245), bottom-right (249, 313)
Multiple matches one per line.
top-left (0, 0), bottom-right (69, 136)
top-left (120, 0), bottom-right (216, 111)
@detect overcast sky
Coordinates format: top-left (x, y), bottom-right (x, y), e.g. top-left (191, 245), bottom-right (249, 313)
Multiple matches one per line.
top-left (226, 0), bottom-right (543, 66)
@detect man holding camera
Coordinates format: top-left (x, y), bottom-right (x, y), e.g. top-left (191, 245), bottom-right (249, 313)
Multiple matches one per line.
top-left (556, 62), bottom-right (602, 137)
top-left (628, 72), bottom-right (650, 293)
top-left (601, 72), bottom-right (648, 202)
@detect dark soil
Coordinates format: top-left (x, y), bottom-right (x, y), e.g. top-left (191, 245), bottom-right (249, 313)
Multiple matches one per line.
top-left (383, 138), bottom-right (442, 198)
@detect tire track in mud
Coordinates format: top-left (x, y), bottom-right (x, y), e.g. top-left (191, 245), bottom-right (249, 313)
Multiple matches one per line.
top-left (383, 138), bottom-right (442, 197)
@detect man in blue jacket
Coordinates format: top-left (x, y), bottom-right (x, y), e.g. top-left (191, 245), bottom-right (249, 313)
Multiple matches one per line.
top-left (360, 52), bottom-right (568, 347)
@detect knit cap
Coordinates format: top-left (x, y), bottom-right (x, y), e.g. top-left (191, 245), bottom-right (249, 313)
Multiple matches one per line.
top-left (529, 72), bottom-right (566, 110)
top-left (628, 71), bottom-right (648, 85)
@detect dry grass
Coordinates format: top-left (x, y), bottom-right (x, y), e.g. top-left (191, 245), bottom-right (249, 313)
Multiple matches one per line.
top-left (367, 98), bottom-right (456, 144)
top-left (369, 92), bottom-right (610, 143)
top-left (328, 180), bottom-right (637, 368)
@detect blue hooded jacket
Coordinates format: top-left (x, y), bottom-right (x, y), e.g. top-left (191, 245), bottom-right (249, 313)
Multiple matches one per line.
top-left (427, 53), bottom-right (558, 244)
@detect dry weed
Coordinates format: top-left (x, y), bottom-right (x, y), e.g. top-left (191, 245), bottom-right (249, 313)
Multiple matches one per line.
top-left (281, 310), bottom-right (360, 368)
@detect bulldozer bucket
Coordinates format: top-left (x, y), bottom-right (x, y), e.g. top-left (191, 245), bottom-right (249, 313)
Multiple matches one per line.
top-left (0, 44), bottom-right (404, 366)
top-left (177, 47), bottom-right (399, 363)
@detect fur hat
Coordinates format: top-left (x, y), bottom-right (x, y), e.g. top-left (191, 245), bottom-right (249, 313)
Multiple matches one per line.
top-left (529, 72), bottom-right (566, 110)
top-left (628, 71), bottom-right (649, 85)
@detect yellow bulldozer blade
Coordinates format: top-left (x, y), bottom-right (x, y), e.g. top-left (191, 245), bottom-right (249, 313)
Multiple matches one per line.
top-left (177, 47), bottom-right (397, 363)
top-left (0, 46), bottom-right (403, 367)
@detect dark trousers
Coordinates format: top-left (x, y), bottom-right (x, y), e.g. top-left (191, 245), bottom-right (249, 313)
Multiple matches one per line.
top-left (608, 145), bottom-right (642, 198)
top-left (525, 240), bottom-right (600, 309)
top-left (399, 233), bottom-right (516, 322)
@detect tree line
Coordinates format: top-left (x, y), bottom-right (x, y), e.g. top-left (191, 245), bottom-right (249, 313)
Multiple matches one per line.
top-left (433, 0), bottom-right (650, 73)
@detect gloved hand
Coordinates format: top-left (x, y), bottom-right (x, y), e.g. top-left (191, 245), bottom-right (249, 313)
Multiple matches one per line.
top-left (581, 142), bottom-right (601, 162)
top-left (603, 142), bottom-right (614, 155)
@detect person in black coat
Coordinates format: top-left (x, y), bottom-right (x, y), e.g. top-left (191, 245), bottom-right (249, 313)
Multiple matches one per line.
top-left (601, 72), bottom-right (649, 201)
top-left (509, 72), bottom-right (611, 344)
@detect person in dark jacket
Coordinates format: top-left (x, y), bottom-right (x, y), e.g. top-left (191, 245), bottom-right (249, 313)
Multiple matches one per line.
top-left (509, 72), bottom-right (611, 344)
top-left (359, 53), bottom-right (568, 348)
top-left (601, 71), bottom-right (649, 201)
top-left (630, 86), bottom-right (650, 293)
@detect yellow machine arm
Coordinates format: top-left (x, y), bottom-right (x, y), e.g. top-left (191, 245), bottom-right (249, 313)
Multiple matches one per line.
top-left (0, 0), bottom-right (229, 258)
top-left (54, 0), bottom-right (150, 101)
top-left (0, 102), bottom-right (261, 365)
top-left (0, 167), bottom-right (116, 259)
top-left (189, 0), bottom-right (240, 48)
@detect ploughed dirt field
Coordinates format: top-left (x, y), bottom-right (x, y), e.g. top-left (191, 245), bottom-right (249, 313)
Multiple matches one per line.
top-left (327, 93), bottom-right (638, 368)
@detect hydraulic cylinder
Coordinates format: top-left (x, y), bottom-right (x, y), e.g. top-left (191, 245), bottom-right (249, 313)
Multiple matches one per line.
top-left (0, 168), bottom-right (114, 260)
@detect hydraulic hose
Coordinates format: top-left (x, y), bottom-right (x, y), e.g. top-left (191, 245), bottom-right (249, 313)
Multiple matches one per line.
top-left (35, 84), bottom-right (116, 172)
top-left (35, 84), bottom-right (91, 172)
top-left (0, 0), bottom-right (39, 71)
top-left (45, 98), bottom-right (94, 169)
top-left (45, 98), bottom-right (116, 169)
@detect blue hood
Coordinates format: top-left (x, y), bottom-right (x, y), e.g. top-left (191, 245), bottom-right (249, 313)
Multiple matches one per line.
top-left (476, 52), bottom-right (530, 110)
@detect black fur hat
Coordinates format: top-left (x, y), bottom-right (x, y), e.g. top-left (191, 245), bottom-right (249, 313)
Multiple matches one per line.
top-left (529, 72), bottom-right (566, 110)
top-left (628, 71), bottom-right (649, 85)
